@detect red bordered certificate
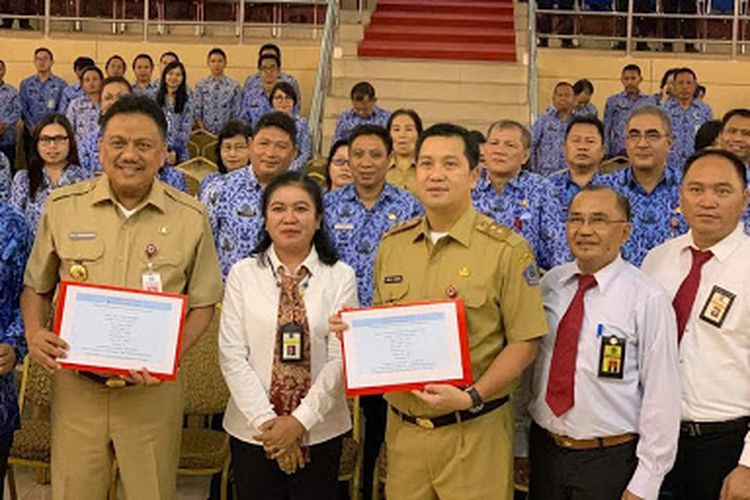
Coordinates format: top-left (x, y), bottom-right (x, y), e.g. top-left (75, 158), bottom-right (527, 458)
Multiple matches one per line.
top-left (53, 281), bottom-right (188, 381)
top-left (340, 300), bottom-right (472, 396)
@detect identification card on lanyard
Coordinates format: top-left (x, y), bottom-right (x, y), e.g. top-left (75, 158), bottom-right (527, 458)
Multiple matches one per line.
top-left (279, 323), bottom-right (304, 363)
top-left (598, 335), bottom-right (625, 379)
top-left (142, 271), bottom-right (163, 293)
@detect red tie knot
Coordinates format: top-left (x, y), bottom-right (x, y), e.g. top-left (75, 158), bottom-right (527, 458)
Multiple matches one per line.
top-left (690, 248), bottom-right (713, 267)
top-left (578, 274), bottom-right (597, 293)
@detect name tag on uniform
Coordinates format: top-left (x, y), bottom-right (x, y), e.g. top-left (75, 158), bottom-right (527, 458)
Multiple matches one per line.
top-left (68, 231), bottom-right (96, 240)
top-left (279, 323), bottom-right (304, 362)
top-left (142, 271), bottom-right (163, 293)
top-left (699, 285), bottom-right (736, 328)
top-left (334, 223), bottom-right (354, 231)
top-left (384, 275), bottom-right (403, 284)
top-left (598, 335), bottom-right (625, 379)
top-left (47, 98), bottom-right (56, 110)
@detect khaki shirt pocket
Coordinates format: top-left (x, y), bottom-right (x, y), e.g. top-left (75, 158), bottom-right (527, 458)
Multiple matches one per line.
top-left (57, 239), bottom-right (105, 281)
top-left (380, 281), bottom-right (410, 304)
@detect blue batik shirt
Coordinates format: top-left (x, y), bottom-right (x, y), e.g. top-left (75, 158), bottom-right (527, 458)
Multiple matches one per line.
top-left (0, 153), bottom-right (11, 203)
top-left (10, 164), bottom-right (90, 234)
top-left (243, 72), bottom-right (301, 111)
top-left (57, 82), bottom-right (83, 114)
top-left (132, 82), bottom-right (158, 99)
top-left (531, 106), bottom-right (573, 176)
top-left (65, 95), bottom-right (100, 144)
top-left (193, 75), bottom-right (241, 135)
top-left (0, 83), bottom-right (21, 146)
top-left (324, 183), bottom-right (422, 306)
top-left (600, 165), bottom-right (688, 266)
top-left (547, 168), bottom-right (606, 219)
top-left (162, 96), bottom-right (194, 163)
top-left (198, 171), bottom-right (224, 206)
top-left (572, 102), bottom-right (598, 118)
top-left (0, 202), bottom-right (31, 438)
top-left (333, 107), bottom-right (391, 144)
top-left (472, 169), bottom-right (569, 270)
top-left (291, 115), bottom-right (311, 172)
top-left (662, 99), bottom-right (713, 171)
top-left (20, 74), bottom-right (67, 129)
top-left (207, 166), bottom-right (265, 281)
top-left (239, 85), bottom-right (273, 128)
top-left (603, 91), bottom-right (657, 158)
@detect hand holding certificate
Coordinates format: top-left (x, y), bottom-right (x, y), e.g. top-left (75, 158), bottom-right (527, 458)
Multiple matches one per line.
top-left (340, 300), bottom-right (472, 396)
top-left (53, 281), bottom-right (188, 381)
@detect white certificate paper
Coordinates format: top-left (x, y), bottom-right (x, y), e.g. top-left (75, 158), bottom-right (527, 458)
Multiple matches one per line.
top-left (54, 281), bottom-right (188, 380)
top-left (340, 300), bottom-right (471, 396)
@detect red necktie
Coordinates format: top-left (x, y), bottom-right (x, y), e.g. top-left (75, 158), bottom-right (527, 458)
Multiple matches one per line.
top-left (546, 274), bottom-right (597, 417)
top-left (672, 248), bottom-right (713, 343)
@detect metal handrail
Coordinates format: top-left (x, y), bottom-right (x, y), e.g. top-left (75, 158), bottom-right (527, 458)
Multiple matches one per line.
top-left (528, 0), bottom-right (538, 122)
top-left (309, 0), bottom-right (339, 158)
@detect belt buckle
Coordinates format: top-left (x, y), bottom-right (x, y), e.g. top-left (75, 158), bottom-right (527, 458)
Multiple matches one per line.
top-left (685, 422), bottom-right (701, 437)
top-left (415, 417), bottom-right (434, 430)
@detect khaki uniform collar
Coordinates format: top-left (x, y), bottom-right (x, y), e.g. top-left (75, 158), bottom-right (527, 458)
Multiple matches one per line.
top-left (90, 174), bottom-right (167, 214)
top-left (414, 206), bottom-right (476, 248)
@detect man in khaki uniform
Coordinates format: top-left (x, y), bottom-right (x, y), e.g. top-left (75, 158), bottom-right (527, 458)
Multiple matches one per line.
top-left (373, 123), bottom-right (548, 500)
top-left (20, 95), bottom-right (222, 500)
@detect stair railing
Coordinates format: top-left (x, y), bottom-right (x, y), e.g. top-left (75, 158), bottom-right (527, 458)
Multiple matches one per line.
top-left (310, 0), bottom-right (340, 158)
top-left (528, 0), bottom-right (539, 123)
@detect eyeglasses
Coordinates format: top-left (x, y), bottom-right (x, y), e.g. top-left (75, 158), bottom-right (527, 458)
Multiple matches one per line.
top-left (626, 130), bottom-right (669, 143)
top-left (273, 94), bottom-right (294, 103)
top-left (567, 215), bottom-right (627, 230)
top-left (38, 135), bottom-right (69, 145)
top-left (330, 159), bottom-right (349, 167)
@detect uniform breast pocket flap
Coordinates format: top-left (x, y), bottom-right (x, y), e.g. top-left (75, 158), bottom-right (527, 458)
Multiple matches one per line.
top-left (58, 239), bottom-right (105, 263)
top-left (381, 280), bottom-right (409, 304)
top-left (460, 288), bottom-right (488, 309)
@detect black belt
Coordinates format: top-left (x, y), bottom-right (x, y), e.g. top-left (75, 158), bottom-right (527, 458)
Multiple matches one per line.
top-left (77, 371), bottom-right (132, 388)
top-left (680, 417), bottom-right (750, 437)
top-left (390, 395), bottom-right (510, 430)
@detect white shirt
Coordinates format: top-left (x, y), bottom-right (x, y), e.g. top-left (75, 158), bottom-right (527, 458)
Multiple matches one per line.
top-left (219, 245), bottom-right (358, 446)
top-left (522, 256), bottom-right (681, 500)
top-left (642, 224), bottom-right (750, 467)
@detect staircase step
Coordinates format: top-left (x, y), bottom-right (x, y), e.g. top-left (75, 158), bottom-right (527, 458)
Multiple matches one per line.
top-left (358, 39), bottom-right (517, 62)
top-left (370, 10), bottom-right (513, 28)
top-left (377, 0), bottom-right (514, 15)
top-left (364, 25), bottom-right (515, 44)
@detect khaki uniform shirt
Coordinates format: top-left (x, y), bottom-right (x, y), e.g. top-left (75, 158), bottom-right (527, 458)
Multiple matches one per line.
top-left (374, 207), bottom-right (548, 418)
top-left (25, 175), bottom-right (222, 308)
top-left (386, 158), bottom-right (417, 195)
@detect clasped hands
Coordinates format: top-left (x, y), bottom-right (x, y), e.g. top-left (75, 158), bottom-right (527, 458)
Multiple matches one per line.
top-left (254, 415), bottom-right (307, 475)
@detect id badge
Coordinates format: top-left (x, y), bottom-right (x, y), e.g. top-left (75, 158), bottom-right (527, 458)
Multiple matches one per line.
top-left (47, 98), bottom-right (56, 111)
top-left (279, 323), bottom-right (304, 363)
top-left (142, 271), bottom-right (163, 293)
top-left (598, 335), bottom-right (625, 379)
top-left (699, 285), bottom-right (736, 328)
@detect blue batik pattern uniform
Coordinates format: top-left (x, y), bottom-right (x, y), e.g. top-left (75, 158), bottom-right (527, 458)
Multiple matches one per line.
top-left (239, 85), bottom-right (272, 128)
top-left (290, 115), bottom-right (311, 172)
top-left (0, 83), bottom-right (21, 148)
top-left (65, 96), bottom-right (100, 144)
top-left (20, 75), bottom-right (67, 129)
top-left (0, 153), bottom-right (11, 203)
top-left (10, 164), bottom-right (90, 234)
top-left (548, 169), bottom-right (606, 219)
top-left (0, 202), bottom-right (31, 439)
top-left (600, 165), bottom-right (688, 266)
top-left (531, 106), bottom-right (573, 176)
top-left (603, 91), bottom-right (656, 158)
top-left (132, 82), bottom-right (158, 99)
top-left (162, 97), bottom-right (194, 163)
top-left (333, 107), bottom-right (391, 144)
top-left (572, 102), bottom-right (598, 118)
top-left (472, 169), bottom-right (569, 270)
top-left (207, 166), bottom-right (265, 281)
top-left (57, 83), bottom-right (83, 113)
top-left (323, 183), bottom-right (422, 306)
top-left (243, 72), bottom-right (301, 110)
top-left (193, 76), bottom-right (241, 135)
top-left (198, 171), bottom-right (224, 206)
top-left (662, 99), bottom-right (713, 171)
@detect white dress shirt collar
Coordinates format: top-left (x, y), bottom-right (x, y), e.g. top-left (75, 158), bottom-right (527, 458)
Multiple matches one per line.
top-left (555, 255), bottom-right (626, 296)
top-left (679, 223), bottom-right (745, 263)
top-left (266, 244), bottom-right (321, 277)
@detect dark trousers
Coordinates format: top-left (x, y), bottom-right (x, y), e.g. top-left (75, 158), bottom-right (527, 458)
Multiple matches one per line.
top-left (662, 0), bottom-right (697, 47)
top-left (660, 419), bottom-right (747, 500)
top-left (360, 395), bottom-right (386, 500)
top-left (537, 0), bottom-right (575, 42)
top-left (529, 422), bottom-right (638, 500)
top-left (614, 0), bottom-right (655, 43)
top-left (230, 435), bottom-right (343, 500)
top-left (0, 432), bottom-right (13, 499)
top-left (0, 0), bottom-right (32, 26)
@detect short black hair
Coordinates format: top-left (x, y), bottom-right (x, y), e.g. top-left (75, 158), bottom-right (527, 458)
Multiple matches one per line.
top-left (269, 81), bottom-right (298, 108)
top-left (258, 43), bottom-right (282, 59)
top-left (573, 78), bottom-right (595, 96)
top-left (468, 130), bottom-right (486, 147)
top-left (74, 56), bottom-right (95, 72)
top-left (132, 53), bottom-right (154, 69)
top-left (660, 67), bottom-right (680, 89)
top-left (100, 94), bottom-right (168, 140)
top-left (721, 108), bottom-right (750, 129)
top-left (252, 171), bottom-right (339, 266)
top-left (694, 120), bottom-right (722, 151)
top-left (208, 47), bottom-right (227, 60)
top-left (216, 119), bottom-right (253, 174)
top-left (257, 53), bottom-right (280, 70)
top-left (351, 81), bottom-right (376, 101)
top-left (79, 66), bottom-right (104, 84)
top-left (554, 81), bottom-right (574, 92)
top-left (349, 124), bottom-right (393, 156)
top-left (325, 138), bottom-right (348, 190)
top-left (387, 108), bottom-right (423, 136)
top-left (34, 47), bottom-right (53, 60)
top-left (571, 185), bottom-right (632, 222)
top-left (254, 111), bottom-right (297, 147)
top-left (101, 75), bottom-right (132, 92)
top-left (487, 120), bottom-right (531, 150)
top-left (683, 148), bottom-right (747, 186)
top-left (105, 54), bottom-right (126, 71)
top-left (674, 67), bottom-right (697, 81)
top-left (695, 84), bottom-right (706, 98)
top-left (566, 115), bottom-right (605, 142)
top-left (417, 123), bottom-right (480, 170)
top-left (622, 64), bottom-right (641, 76)
top-left (160, 51), bottom-right (179, 63)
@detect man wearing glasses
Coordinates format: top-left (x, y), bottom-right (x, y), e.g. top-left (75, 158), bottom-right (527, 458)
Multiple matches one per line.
top-left (516, 185), bottom-right (681, 500)
top-left (600, 105), bottom-right (687, 266)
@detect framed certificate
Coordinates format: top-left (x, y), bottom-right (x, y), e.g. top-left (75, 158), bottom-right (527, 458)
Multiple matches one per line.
top-left (340, 300), bottom-right (472, 396)
top-left (53, 281), bottom-right (188, 381)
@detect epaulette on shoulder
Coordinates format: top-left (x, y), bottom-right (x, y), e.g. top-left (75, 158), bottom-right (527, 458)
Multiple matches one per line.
top-left (475, 217), bottom-right (525, 247)
top-left (49, 178), bottom-right (96, 202)
top-left (382, 216), bottom-right (421, 238)
top-left (163, 185), bottom-right (205, 215)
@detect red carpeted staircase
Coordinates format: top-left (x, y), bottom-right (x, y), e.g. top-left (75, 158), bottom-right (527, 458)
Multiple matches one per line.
top-left (357, 0), bottom-right (517, 62)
